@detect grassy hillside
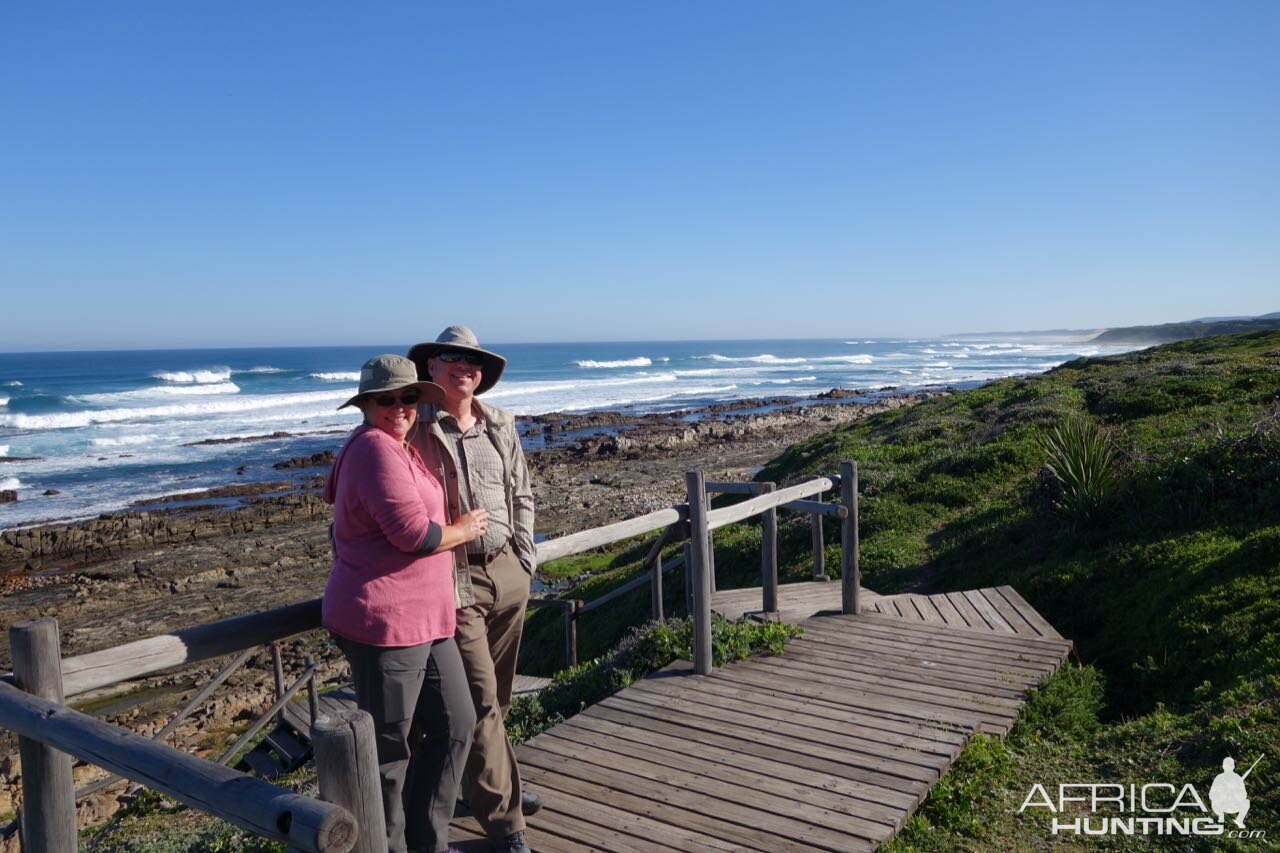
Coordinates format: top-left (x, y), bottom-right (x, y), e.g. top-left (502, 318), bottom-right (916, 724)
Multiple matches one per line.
top-left (760, 329), bottom-right (1280, 848)
top-left (1092, 316), bottom-right (1280, 344)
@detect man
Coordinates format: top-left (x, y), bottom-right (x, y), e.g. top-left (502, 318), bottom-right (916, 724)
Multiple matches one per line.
top-left (408, 326), bottom-right (538, 853)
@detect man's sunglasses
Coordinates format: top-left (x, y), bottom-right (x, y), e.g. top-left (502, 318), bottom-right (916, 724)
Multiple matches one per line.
top-left (435, 350), bottom-right (484, 366)
top-left (371, 391), bottom-right (421, 408)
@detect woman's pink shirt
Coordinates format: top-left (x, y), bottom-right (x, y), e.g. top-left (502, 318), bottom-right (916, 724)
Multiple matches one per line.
top-left (321, 424), bottom-right (455, 647)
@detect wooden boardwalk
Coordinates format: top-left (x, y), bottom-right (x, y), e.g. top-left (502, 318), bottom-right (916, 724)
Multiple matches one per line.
top-left (446, 585), bottom-right (1071, 852)
top-left (711, 582), bottom-right (1064, 640)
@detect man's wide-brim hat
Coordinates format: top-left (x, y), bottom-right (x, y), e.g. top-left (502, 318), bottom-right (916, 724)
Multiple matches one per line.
top-left (407, 325), bottom-right (507, 396)
top-left (337, 354), bottom-right (446, 410)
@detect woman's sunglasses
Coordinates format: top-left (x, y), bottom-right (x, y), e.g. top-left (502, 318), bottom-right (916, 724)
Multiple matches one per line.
top-left (371, 391), bottom-right (421, 408)
top-left (435, 350), bottom-right (484, 366)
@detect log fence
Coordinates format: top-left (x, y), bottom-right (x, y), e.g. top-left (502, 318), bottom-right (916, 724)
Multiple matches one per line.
top-left (0, 461), bottom-right (858, 851)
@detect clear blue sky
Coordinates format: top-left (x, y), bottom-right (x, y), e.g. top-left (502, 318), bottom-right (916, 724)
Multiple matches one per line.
top-left (2, 1), bottom-right (1277, 350)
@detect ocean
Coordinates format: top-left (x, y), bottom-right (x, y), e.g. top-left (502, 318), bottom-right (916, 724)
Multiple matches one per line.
top-left (0, 335), bottom-right (1132, 530)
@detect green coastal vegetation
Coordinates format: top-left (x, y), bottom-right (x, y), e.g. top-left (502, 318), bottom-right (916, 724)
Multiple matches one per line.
top-left (1091, 314), bottom-right (1280, 344)
top-left (83, 330), bottom-right (1279, 849)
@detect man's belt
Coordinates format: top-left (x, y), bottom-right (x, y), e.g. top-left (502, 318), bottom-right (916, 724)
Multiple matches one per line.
top-left (466, 544), bottom-right (508, 566)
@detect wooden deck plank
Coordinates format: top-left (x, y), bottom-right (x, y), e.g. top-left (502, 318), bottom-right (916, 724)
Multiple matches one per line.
top-left (790, 628), bottom-right (1050, 683)
top-left (667, 673), bottom-right (965, 756)
top-left (603, 692), bottom-right (943, 784)
top-left (539, 727), bottom-right (895, 844)
top-left (977, 587), bottom-right (1039, 636)
top-left (518, 762), bottom-right (775, 853)
top-left (961, 588), bottom-right (1016, 633)
top-left (622, 679), bottom-right (948, 773)
top-left (995, 585), bottom-right (1064, 640)
top-left (925, 591), bottom-right (967, 628)
top-left (743, 650), bottom-right (1027, 714)
top-left (809, 613), bottom-right (1071, 661)
top-left (741, 656), bottom-right (1023, 729)
top-left (523, 773), bottom-right (749, 852)
top-left (794, 626), bottom-right (1058, 681)
top-left (562, 712), bottom-right (913, 828)
top-left (583, 702), bottom-right (931, 799)
top-left (944, 591), bottom-right (986, 629)
top-left (520, 744), bottom-right (867, 853)
top-left (784, 641), bottom-right (1033, 699)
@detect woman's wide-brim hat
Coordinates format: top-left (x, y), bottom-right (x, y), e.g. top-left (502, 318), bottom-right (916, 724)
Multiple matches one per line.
top-left (337, 354), bottom-right (447, 410)
top-left (407, 325), bottom-right (507, 396)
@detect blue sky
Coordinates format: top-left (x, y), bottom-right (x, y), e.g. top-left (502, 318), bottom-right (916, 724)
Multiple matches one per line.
top-left (2, 1), bottom-right (1277, 350)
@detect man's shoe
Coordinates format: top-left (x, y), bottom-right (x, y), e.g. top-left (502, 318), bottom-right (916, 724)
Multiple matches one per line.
top-left (496, 831), bottom-right (530, 853)
top-left (521, 789), bottom-right (543, 816)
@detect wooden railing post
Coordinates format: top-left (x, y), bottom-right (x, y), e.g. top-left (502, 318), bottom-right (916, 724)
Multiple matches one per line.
top-left (811, 514), bottom-right (826, 581)
top-left (686, 471), bottom-right (713, 675)
top-left (10, 618), bottom-right (76, 853)
top-left (649, 550), bottom-right (665, 622)
top-left (682, 542), bottom-right (694, 617)
top-left (760, 483), bottom-right (778, 614)
top-left (839, 461), bottom-right (860, 615)
top-left (565, 600), bottom-right (582, 668)
top-left (313, 709), bottom-right (388, 853)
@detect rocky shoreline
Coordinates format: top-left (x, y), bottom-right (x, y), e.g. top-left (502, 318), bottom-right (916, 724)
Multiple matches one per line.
top-left (0, 387), bottom-right (942, 834)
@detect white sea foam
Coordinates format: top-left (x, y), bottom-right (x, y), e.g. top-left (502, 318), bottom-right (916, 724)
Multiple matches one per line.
top-left (0, 396), bottom-right (8, 407)
top-left (311, 371), bottom-right (362, 382)
top-left (241, 366), bottom-right (285, 374)
top-left (0, 445), bottom-right (8, 456)
top-left (0, 477), bottom-right (20, 491)
top-left (811, 355), bottom-right (874, 364)
top-left (71, 382), bottom-right (241, 405)
top-left (90, 435), bottom-right (162, 448)
top-left (699, 353), bottom-right (808, 364)
top-left (0, 389), bottom-right (352, 431)
top-left (3, 381), bottom-right (20, 386)
top-left (153, 368), bottom-right (232, 384)
top-left (575, 357), bottom-right (653, 369)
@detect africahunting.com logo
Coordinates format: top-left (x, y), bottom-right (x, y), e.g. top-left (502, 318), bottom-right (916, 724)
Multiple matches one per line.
top-left (1019, 755), bottom-right (1266, 840)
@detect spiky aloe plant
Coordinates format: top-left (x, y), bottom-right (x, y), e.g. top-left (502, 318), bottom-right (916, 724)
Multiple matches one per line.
top-left (1038, 416), bottom-right (1119, 527)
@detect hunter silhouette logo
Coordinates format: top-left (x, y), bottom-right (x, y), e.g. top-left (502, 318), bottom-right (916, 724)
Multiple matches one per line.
top-left (1210, 756), bottom-right (1260, 829)
top-left (1019, 754), bottom-right (1267, 840)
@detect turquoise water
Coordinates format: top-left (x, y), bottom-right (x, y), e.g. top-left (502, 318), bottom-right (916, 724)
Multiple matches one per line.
top-left (0, 336), bottom-right (1128, 528)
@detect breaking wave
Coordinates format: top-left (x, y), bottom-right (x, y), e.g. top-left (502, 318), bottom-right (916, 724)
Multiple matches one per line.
top-left (153, 368), bottom-right (232, 384)
top-left (699, 354), bottom-right (808, 364)
top-left (574, 357), bottom-right (653, 369)
top-left (311, 372), bottom-right (361, 382)
top-left (71, 382), bottom-right (241, 404)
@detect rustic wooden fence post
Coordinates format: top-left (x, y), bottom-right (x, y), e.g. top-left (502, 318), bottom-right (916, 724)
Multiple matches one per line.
top-left (313, 709), bottom-right (387, 853)
top-left (839, 461), bottom-right (860, 615)
top-left (649, 549), bottom-right (665, 622)
top-left (10, 618), bottom-right (77, 853)
top-left (682, 542), bottom-right (694, 617)
top-left (760, 483), bottom-right (778, 615)
top-left (686, 471), bottom-right (713, 675)
top-left (811, 514), bottom-right (826, 581)
top-left (565, 600), bottom-right (582, 668)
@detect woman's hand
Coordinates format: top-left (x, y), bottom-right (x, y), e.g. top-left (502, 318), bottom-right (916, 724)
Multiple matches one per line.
top-left (456, 508), bottom-right (489, 541)
top-left (435, 507), bottom-right (490, 553)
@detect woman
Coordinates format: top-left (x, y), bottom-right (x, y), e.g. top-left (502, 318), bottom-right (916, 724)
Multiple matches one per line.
top-left (323, 354), bottom-right (487, 853)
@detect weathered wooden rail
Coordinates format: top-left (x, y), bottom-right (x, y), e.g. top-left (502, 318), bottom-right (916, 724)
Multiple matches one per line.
top-left (0, 463), bottom-right (859, 851)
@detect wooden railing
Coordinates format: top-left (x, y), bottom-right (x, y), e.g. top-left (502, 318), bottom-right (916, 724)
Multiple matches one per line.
top-left (0, 462), bottom-right (858, 851)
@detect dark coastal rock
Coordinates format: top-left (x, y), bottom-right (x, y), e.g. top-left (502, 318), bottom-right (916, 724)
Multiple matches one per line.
top-left (0, 456), bottom-right (43, 463)
top-left (42, 489), bottom-right (61, 496)
top-left (816, 388), bottom-right (865, 399)
top-left (0, 491), bottom-right (15, 504)
top-left (273, 451), bottom-right (335, 470)
top-left (183, 431), bottom-right (293, 447)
